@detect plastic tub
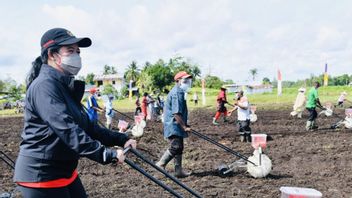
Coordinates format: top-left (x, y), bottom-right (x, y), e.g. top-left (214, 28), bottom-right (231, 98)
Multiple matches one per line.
top-left (251, 134), bottom-right (267, 149)
top-left (280, 187), bottom-right (322, 198)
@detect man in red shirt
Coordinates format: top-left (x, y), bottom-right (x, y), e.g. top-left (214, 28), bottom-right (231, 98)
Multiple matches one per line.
top-left (213, 87), bottom-right (228, 125)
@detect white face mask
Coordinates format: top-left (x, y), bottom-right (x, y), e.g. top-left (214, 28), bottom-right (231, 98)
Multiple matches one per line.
top-left (58, 53), bottom-right (82, 75)
top-left (179, 78), bottom-right (192, 92)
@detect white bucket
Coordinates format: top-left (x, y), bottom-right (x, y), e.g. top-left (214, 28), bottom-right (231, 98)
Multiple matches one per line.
top-left (280, 187), bottom-right (322, 198)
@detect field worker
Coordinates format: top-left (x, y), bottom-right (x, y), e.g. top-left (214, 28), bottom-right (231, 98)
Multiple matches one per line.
top-left (141, 92), bottom-right (149, 120)
top-left (193, 92), bottom-right (199, 106)
top-left (229, 90), bottom-right (251, 142)
top-left (213, 87), bottom-right (229, 125)
top-left (87, 87), bottom-right (104, 122)
top-left (135, 95), bottom-right (142, 115)
top-left (305, 82), bottom-right (323, 131)
top-left (105, 94), bottom-right (115, 130)
top-left (15, 28), bottom-right (137, 198)
top-left (336, 91), bottom-right (348, 107)
top-left (290, 87), bottom-right (306, 118)
top-left (156, 71), bottom-right (192, 178)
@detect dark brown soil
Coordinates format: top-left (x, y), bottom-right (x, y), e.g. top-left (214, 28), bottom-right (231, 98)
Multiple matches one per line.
top-left (1, 108), bottom-right (351, 197)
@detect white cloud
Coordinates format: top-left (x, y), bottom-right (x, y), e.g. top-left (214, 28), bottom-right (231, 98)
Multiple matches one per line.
top-left (0, 0), bottom-right (352, 85)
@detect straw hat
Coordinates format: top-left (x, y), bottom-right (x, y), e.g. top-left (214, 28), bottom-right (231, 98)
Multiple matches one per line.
top-left (341, 91), bottom-right (348, 95)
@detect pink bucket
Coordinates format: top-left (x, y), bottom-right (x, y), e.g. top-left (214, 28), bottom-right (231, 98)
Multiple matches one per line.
top-left (251, 134), bottom-right (267, 150)
top-left (118, 120), bottom-right (129, 131)
top-left (345, 108), bottom-right (352, 117)
top-left (250, 106), bottom-right (257, 113)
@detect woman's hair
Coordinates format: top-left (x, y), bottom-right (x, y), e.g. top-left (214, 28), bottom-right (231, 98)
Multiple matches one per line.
top-left (26, 46), bottom-right (60, 88)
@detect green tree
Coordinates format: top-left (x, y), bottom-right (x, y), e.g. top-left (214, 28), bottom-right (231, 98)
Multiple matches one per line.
top-left (103, 65), bottom-right (117, 75)
top-left (85, 73), bottom-right (95, 85)
top-left (101, 84), bottom-right (119, 98)
top-left (124, 61), bottom-right (140, 82)
top-left (249, 68), bottom-right (258, 81)
top-left (205, 75), bottom-right (223, 89)
top-left (0, 80), bottom-right (5, 92)
top-left (168, 56), bottom-right (201, 78)
top-left (262, 77), bottom-right (271, 85)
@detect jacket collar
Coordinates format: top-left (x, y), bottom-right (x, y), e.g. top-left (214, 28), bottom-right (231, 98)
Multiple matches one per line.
top-left (40, 64), bottom-right (74, 87)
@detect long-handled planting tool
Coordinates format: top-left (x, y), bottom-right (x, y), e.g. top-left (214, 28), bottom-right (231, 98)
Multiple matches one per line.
top-left (190, 129), bottom-right (272, 178)
top-left (84, 106), bottom-right (203, 197)
top-left (0, 151), bottom-right (15, 170)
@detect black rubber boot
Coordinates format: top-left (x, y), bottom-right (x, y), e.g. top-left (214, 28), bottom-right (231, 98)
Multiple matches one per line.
top-left (245, 132), bottom-right (252, 143)
top-left (174, 155), bottom-right (191, 178)
top-left (156, 150), bottom-right (174, 169)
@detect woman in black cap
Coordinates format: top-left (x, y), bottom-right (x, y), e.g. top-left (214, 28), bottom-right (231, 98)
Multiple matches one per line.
top-left (13, 28), bottom-right (137, 198)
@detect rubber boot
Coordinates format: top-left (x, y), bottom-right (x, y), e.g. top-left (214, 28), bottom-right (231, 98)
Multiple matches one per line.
top-left (305, 121), bottom-right (312, 131)
top-left (223, 117), bottom-right (228, 123)
top-left (213, 118), bottom-right (219, 125)
top-left (297, 112), bottom-right (302, 119)
top-left (245, 132), bottom-right (252, 143)
top-left (239, 133), bottom-right (245, 142)
top-left (174, 155), bottom-right (191, 178)
top-left (311, 121), bottom-right (318, 130)
top-left (156, 150), bottom-right (174, 169)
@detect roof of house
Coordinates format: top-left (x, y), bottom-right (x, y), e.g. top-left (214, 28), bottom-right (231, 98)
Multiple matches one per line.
top-left (94, 74), bottom-right (124, 81)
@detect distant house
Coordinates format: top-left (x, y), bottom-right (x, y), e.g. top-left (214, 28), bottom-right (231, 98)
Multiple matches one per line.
top-left (93, 74), bottom-right (125, 93)
top-left (224, 84), bottom-right (273, 94)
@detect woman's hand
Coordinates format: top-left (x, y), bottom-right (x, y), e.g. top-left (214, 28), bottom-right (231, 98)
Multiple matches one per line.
top-left (116, 149), bottom-right (125, 164)
top-left (124, 139), bottom-right (137, 149)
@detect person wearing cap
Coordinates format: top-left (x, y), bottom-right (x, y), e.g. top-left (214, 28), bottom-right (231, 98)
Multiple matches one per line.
top-left (104, 94), bottom-right (115, 130)
top-left (212, 86), bottom-right (229, 125)
top-left (86, 87), bottom-right (104, 123)
top-left (290, 87), bottom-right (306, 118)
top-left (305, 82), bottom-right (323, 131)
top-left (14, 28), bottom-right (137, 198)
top-left (228, 90), bottom-right (252, 142)
top-left (336, 91), bottom-right (348, 107)
top-left (156, 71), bottom-right (192, 178)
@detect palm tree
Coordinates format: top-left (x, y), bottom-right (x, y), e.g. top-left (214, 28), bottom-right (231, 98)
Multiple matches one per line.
top-left (124, 61), bottom-right (140, 82)
top-left (249, 68), bottom-right (258, 81)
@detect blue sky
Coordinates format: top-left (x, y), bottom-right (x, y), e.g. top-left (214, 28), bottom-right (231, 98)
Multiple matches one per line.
top-left (0, 0), bottom-right (351, 84)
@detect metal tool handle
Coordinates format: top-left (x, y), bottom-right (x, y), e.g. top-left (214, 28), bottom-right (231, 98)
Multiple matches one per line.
top-left (0, 151), bottom-right (15, 170)
top-left (113, 108), bottom-right (134, 121)
top-left (129, 148), bottom-right (203, 198)
top-left (124, 158), bottom-right (183, 198)
top-left (191, 129), bottom-right (257, 166)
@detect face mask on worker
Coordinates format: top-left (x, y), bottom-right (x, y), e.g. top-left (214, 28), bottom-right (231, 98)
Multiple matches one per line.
top-left (179, 78), bottom-right (192, 92)
top-left (55, 52), bottom-right (82, 75)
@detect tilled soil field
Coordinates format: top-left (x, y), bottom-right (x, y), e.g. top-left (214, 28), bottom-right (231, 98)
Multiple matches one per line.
top-left (1, 108), bottom-right (352, 197)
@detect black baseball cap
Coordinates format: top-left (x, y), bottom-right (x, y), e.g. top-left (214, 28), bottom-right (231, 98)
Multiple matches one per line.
top-left (41, 28), bottom-right (92, 55)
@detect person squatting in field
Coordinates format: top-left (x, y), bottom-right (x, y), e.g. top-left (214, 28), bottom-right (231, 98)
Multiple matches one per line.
top-left (156, 71), bottom-right (192, 178)
top-left (305, 82), bottom-right (324, 131)
top-left (290, 87), bottom-right (306, 118)
top-left (228, 90), bottom-right (252, 142)
top-left (14, 28), bottom-right (137, 198)
top-left (213, 87), bottom-right (229, 125)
